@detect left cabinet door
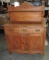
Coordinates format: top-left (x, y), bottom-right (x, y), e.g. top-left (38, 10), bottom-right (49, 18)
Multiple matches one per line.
top-left (11, 33), bottom-right (23, 52)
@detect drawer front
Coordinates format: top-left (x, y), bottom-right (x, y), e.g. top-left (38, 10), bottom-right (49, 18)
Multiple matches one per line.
top-left (19, 27), bottom-right (30, 33)
top-left (32, 27), bottom-right (44, 33)
top-left (4, 26), bottom-right (44, 34)
top-left (4, 26), bottom-right (18, 34)
top-left (19, 27), bottom-right (44, 33)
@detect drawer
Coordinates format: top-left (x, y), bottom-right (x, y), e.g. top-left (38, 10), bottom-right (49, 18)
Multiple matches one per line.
top-left (32, 27), bottom-right (44, 33)
top-left (19, 27), bottom-right (44, 33)
top-left (19, 27), bottom-right (28, 33)
top-left (4, 26), bottom-right (18, 34)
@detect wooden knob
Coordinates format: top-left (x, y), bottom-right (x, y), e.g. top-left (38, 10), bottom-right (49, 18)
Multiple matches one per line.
top-left (23, 43), bottom-right (24, 44)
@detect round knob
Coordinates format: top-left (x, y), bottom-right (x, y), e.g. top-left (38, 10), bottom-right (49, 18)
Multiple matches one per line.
top-left (23, 43), bottom-right (24, 44)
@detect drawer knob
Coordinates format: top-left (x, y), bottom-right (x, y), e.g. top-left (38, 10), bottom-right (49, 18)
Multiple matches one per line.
top-left (22, 29), bottom-right (27, 32)
top-left (23, 43), bottom-right (24, 44)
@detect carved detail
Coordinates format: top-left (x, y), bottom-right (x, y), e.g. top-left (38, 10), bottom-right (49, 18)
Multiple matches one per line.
top-left (8, 1), bottom-right (45, 12)
top-left (19, 1), bottom-right (33, 8)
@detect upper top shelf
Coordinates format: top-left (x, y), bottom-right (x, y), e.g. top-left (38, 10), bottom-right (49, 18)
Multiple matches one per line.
top-left (8, 1), bottom-right (45, 23)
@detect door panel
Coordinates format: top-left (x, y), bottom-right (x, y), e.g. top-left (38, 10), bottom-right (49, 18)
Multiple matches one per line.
top-left (28, 33), bottom-right (43, 51)
top-left (11, 33), bottom-right (23, 51)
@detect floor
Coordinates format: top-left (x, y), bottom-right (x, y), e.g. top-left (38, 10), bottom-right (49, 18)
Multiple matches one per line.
top-left (0, 30), bottom-right (49, 60)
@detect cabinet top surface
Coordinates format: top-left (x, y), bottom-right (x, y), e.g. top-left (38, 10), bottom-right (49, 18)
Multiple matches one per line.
top-left (3, 23), bottom-right (47, 28)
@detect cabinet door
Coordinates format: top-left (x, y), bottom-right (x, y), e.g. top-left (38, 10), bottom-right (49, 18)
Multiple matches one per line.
top-left (28, 33), bottom-right (44, 51)
top-left (11, 33), bottom-right (23, 51)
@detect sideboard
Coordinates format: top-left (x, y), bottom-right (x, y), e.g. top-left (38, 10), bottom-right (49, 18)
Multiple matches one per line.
top-left (4, 1), bottom-right (46, 55)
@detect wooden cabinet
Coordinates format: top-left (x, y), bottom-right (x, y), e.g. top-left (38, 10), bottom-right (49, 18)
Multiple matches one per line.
top-left (4, 24), bottom-right (46, 55)
top-left (4, 1), bottom-right (46, 55)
